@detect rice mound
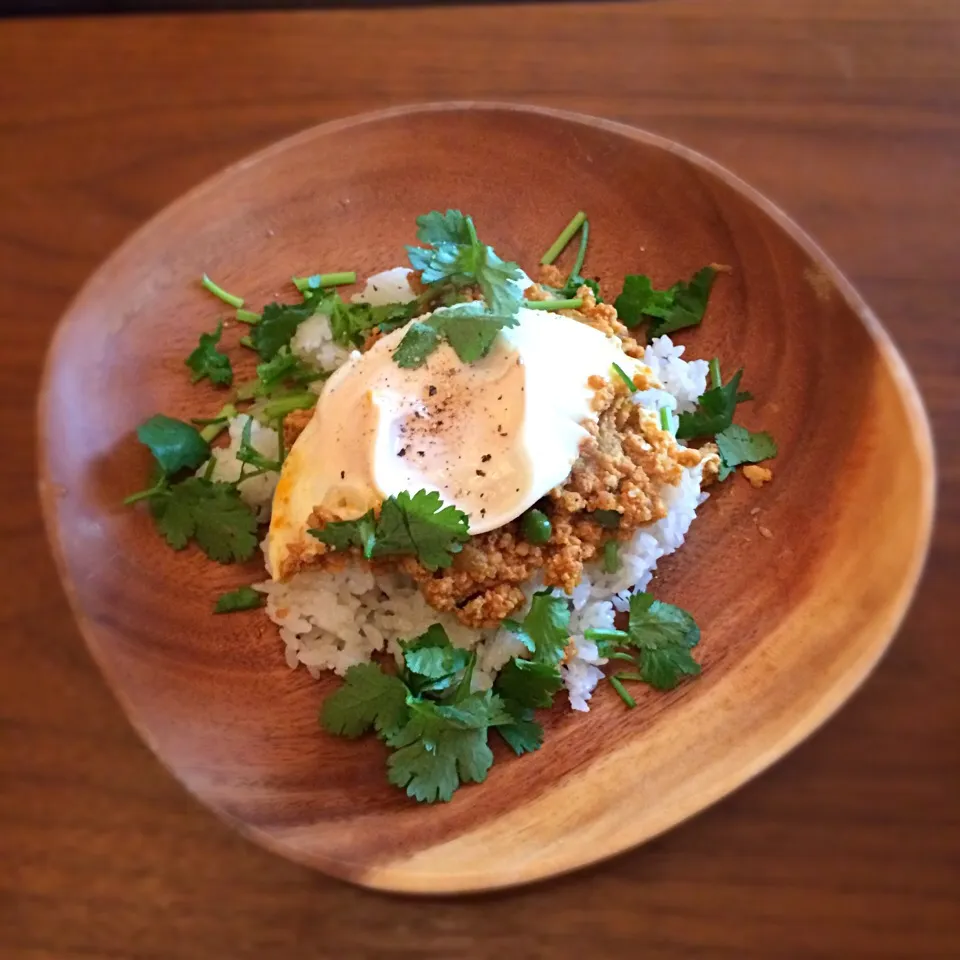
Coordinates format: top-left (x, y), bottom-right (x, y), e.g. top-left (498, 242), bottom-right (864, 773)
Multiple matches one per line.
top-left (246, 316), bottom-right (709, 712)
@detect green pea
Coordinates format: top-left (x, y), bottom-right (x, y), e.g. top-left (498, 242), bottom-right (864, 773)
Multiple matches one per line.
top-left (521, 508), bottom-right (552, 544)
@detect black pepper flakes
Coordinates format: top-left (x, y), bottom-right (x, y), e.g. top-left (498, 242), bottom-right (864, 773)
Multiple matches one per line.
top-left (398, 447), bottom-right (407, 457)
top-left (476, 469), bottom-right (486, 477)
top-left (427, 385), bottom-right (437, 396)
top-left (481, 454), bottom-right (492, 462)
top-left (417, 451), bottom-right (425, 457)
top-left (340, 470), bottom-right (345, 479)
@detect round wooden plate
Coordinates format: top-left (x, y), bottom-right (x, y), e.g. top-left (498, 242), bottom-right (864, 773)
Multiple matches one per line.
top-left (38, 103), bottom-right (934, 894)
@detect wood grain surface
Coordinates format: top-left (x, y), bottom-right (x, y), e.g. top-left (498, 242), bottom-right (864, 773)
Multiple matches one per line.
top-left (2, 0), bottom-right (959, 955)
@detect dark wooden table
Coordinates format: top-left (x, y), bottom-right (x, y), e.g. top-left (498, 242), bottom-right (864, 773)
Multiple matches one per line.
top-left (2, 3), bottom-right (958, 957)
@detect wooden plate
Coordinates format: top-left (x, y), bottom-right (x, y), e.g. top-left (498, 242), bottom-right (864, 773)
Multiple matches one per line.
top-left (38, 103), bottom-right (934, 894)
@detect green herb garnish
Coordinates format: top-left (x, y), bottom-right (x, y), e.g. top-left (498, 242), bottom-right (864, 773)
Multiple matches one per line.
top-left (292, 271), bottom-right (357, 293)
top-left (134, 414), bottom-right (210, 475)
top-left (201, 273), bottom-right (244, 309)
top-left (185, 320), bottom-right (233, 387)
top-left (603, 539), bottom-right (620, 574)
top-left (249, 300), bottom-right (320, 361)
top-left (611, 362), bottom-right (637, 392)
top-left (407, 210), bottom-right (524, 317)
top-left (309, 489), bottom-right (470, 571)
top-left (392, 302), bottom-right (519, 369)
top-left (502, 590), bottom-right (571, 665)
top-left (591, 509), bottom-right (621, 529)
top-left (715, 424), bottom-right (778, 480)
top-left (614, 266), bottom-right (715, 340)
top-left (149, 477), bottom-right (259, 563)
top-left (525, 298), bottom-right (584, 311)
top-left (214, 586), bottom-right (265, 614)
top-left (321, 662), bottom-right (410, 740)
top-left (540, 211), bottom-right (587, 265)
top-left (675, 366), bottom-right (752, 440)
top-left (586, 591), bottom-right (701, 692)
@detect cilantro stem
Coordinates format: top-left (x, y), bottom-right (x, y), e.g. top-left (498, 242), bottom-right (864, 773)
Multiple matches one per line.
top-left (260, 392), bottom-right (317, 420)
top-left (709, 357), bottom-right (722, 390)
top-left (123, 476), bottom-right (167, 505)
top-left (611, 362), bottom-right (638, 392)
top-left (201, 273), bottom-right (244, 309)
top-left (615, 671), bottom-right (646, 682)
top-left (235, 308), bottom-right (261, 324)
top-left (199, 403), bottom-right (237, 443)
top-left (540, 211), bottom-right (587, 265)
top-left (239, 336), bottom-right (256, 350)
top-left (606, 651), bottom-right (637, 663)
top-left (603, 538), bottom-right (620, 574)
top-left (569, 219), bottom-right (589, 279)
top-left (659, 406), bottom-right (671, 431)
top-left (465, 216), bottom-right (480, 247)
top-left (202, 456), bottom-right (218, 481)
top-left (526, 298), bottom-right (584, 311)
top-left (584, 628), bottom-right (630, 646)
top-left (292, 272), bottom-right (357, 292)
top-left (609, 675), bottom-right (637, 709)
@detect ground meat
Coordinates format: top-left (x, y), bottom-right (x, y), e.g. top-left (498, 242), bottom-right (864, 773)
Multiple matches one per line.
top-left (397, 387), bottom-right (703, 628)
top-left (537, 264), bottom-right (565, 288)
top-left (699, 442), bottom-right (721, 487)
top-left (283, 407), bottom-right (315, 448)
top-left (743, 464), bottom-right (774, 488)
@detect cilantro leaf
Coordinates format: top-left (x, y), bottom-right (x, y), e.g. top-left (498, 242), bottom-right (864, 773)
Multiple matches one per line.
top-left (309, 509), bottom-right (377, 558)
top-left (393, 303), bottom-right (518, 369)
top-left (392, 320), bottom-right (442, 368)
top-left (494, 708), bottom-right (544, 756)
top-left (213, 586), bottom-right (265, 613)
top-left (614, 266), bottom-right (715, 339)
top-left (407, 212), bottom-right (524, 318)
top-left (493, 657), bottom-right (563, 708)
top-left (186, 320), bottom-right (233, 387)
top-left (328, 296), bottom-right (419, 349)
top-left (149, 477), bottom-right (259, 563)
top-left (715, 424), bottom-right (778, 481)
top-left (135, 414), bottom-right (210, 475)
top-left (676, 369), bottom-right (750, 440)
top-left (626, 592), bottom-right (701, 691)
top-left (555, 273), bottom-right (602, 302)
top-left (401, 624), bottom-right (471, 682)
top-left (502, 591), bottom-right (570, 665)
top-left (320, 662), bottom-right (410, 740)
top-left (250, 300), bottom-right (319, 361)
top-left (308, 490), bottom-right (469, 571)
top-left (653, 266), bottom-right (716, 336)
top-left (235, 417), bottom-right (282, 474)
top-left (415, 209), bottom-right (472, 246)
top-left (385, 695), bottom-right (495, 803)
top-left (374, 490), bottom-right (470, 570)
top-left (614, 274), bottom-right (675, 327)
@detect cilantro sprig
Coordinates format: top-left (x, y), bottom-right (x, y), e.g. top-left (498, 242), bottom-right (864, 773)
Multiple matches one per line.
top-left (675, 365), bottom-right (752, 440)
top-left (124, 413), bottom-right (259, 563)
top-left (321, 623), bottom-right (549, 802)
top-left (586, 592), bottom-right (701, 695)
top-left (186, 320), bottom-right (233, 387)
top-left (393, 302), bottom-right (519, 369)
top-left (614, 266), bottom-right (716, 340)
top-left (715, 424), bottom-right (778, 480)
top-left (309, 489), bottom-right (470, 571)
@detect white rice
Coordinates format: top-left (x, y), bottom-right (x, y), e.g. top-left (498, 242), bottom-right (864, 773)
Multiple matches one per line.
top-left (198, 414), bottom-right (280, 521)
top-left (291, 268), bottom-right (416, 373)
top-left (236, 289), bottom-right (710, 711)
